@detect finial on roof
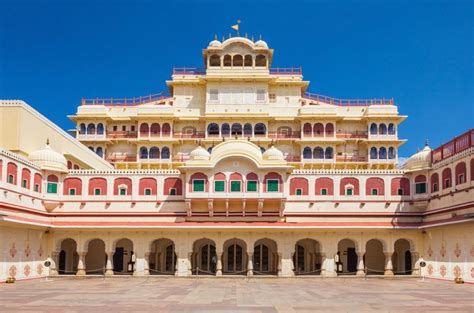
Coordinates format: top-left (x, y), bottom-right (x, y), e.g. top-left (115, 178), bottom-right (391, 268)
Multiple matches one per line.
top-left (245, 32), bottom-right (248, 38)
top-left (222, 35), bottom-right (225, 42)
top-left (214, 34), bottom-right (217, 40)
top-left (251, 36), bottom-right (254, 42)
top-left (425, 139), bottom-right (429, 147)
top-left (198, 139), bottom-right (202, 147)
top-left (259, 34), bottom-right (262, 40)
top-left (46, 138), bottom-right (50, 145)
top-left (228, 33), bottom-right (232, 38)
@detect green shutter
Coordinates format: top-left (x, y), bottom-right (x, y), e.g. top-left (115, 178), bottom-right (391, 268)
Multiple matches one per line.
top-left (267, 180), bottom-right (279, 192)
top-left (346, 188), bottom-right (353, 196)
top-left (69, 189), bottom-right (76, 195)
top-left (247, 181), bottom-right (257, 192)
top-left (371, 189), bottom-right (378, 195)
top-left (214, 181), bottom-right (225, 192)
top-left (416, 183), bottom-right (426, 194)
top-left (296, 188), bottom-right (302, 196)
top-left (34, 184), bottom-right (39, 192)
top-left (22, 180), bottom-right (27, 188)
top-left (8, 175), bottom-right (14, 184)
top-left (231, 181), bottom-right (241, 192)
top-left (47, 183), bottom-right (57, 194)
top-left (145, 188), bottom-right (152, 195)
top-left (94, 188), bottom-right (101, 195)
top-left (120, 188), bottom-right (126, 195)
top-left (321, 188), bottom-right (327, 195)
top-left (193, 179), bottom-right (205, 192)
top-left (169, 188), bottom-right (176, 195)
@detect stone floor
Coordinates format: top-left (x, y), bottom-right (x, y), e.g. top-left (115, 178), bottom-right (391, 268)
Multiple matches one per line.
top-left (0, 277), bottom-right (473, 312)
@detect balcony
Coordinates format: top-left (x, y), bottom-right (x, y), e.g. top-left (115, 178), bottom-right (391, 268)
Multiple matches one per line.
top-left (303, 92), bottom-right (394, 106)
top-left (81, 92), bottom-right (170, 106)
top-left (336, 156), bottom-right (367, 163)
top-left (432, 129), bottom-right (473, 164)
top-left (106, 154), bottom-right (137, 163)
top-left (108, 131), bottom-right (138, 139)
top-left (77, 133), bottom-right (107, 140)
top-left (270, 67), bottom-right (302, 75)
top-left (174, 131), bottom-right (206, 139)
top-left (173, 67), bottom-right (206, 75)
top-left (285, 155), bottom-right (301, 162)
top-left (336, 131), bottom-right (368, 139)
top-left (268, 131), bottom-right (301, 139)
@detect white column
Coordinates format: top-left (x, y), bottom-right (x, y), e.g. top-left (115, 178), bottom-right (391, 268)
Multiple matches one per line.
top-left (278, 246), bottom-right (295, 277)
top-left (105, 251), bottom-right (114, 275)
top-left (216, 250), bottom-right (223, 276)
top-left (247, 252), bottom-right (254, 276)
top-left (356, 252), bottom-right (365, 276)
top-left (49, 251), bottom-right (59, 276)
top-left (76, 252), bottom-right (86, 276)
top-left (384, 252), bottom-right (394, 276)
top-left (411, 252), bottom-right (420, 276)
top-left (175, 251), bottom-right (191, 277)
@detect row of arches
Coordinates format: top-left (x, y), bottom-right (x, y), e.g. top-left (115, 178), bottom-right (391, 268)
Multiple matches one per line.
top-left (139, 147), bottom-right (171, 159)
top-left (302, 147), bottom-right (334, 159)
top-left (79, 123), bottom-right (105, 135)
top-left (369, 123), bottom-right (396, 135)
top-left (370, 147), bottom-right (397, 159)
top-left (209, 54), bottom-right (267, 68)
top-left (139, 123), bottom-right (172, 136)
top-left (302, 123), bottom-right (334, 137)
top-left (189, 172), bottom-right (283, 193)
top-left (427, 160), bottom-right (471, 193)
top-left (207, 123), bottom-right (267, 137)
top-left (3, 162), bottom-right (43, 192)
top-left (88, 146), bottom-right (104, 158)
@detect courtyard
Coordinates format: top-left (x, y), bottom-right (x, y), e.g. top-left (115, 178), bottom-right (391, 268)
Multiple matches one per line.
top-left (0, 277), bottom-right (472, 312)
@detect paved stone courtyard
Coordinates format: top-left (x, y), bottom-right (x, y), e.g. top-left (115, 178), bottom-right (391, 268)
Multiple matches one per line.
top-left (0, 277), bottom-right (473, 312)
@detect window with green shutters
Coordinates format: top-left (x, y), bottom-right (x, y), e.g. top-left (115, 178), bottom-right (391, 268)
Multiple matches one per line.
top-left (320, 188), bottom-right (327, 195)
top-left (296, 188), bottom-right (302, 196)
top-left (267, 179), bottom-right (279, 192)
top-left (247, 180), bottom-right (257, 192)
top-left (415, 183), bottom-right (426, 194)
top-left (47, 182), bottom-right (57, 194)
top-left (22, 179), bottom-right (27, 188)
top-left (193, 179), bottom-right (205, 192)
top-left (169, 188), bottom-right (177, 195)
top-left (214, 180), bottom-right (225, 192)
top-left (119, 188), bottom-right (127, 195)
top-left (371, 189), bottom-right (378, 196)
top-left (34, 184), bottom-right (39, 192)
top-left (346, 188), bottom-right (353, 196)
top-left (144, 188), bottom-right (152, 196)
top-left (94, 188), bottom-right (101, 196)
top-left (230, 181), bottom-right (241, 192)
top-left (8, 175), bottom-right (14, 184)
top-left (69, 189), bottom-right (76, 196)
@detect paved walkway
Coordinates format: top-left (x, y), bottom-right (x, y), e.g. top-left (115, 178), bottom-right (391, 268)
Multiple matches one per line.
top-left (0, 277), bottom-right (473, 312)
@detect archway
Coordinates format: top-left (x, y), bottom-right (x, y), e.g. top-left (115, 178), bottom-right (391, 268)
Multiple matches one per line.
top-left (223, 238), bottom-right (247, 275)
top-left (393, 239), bottom-right (412, 275)
top-left (113, 238), bottom-right (134, 274)
top-left (58, 238), bottom-right (78, 275)
top-left (253, 238), bottom-right (277, 275)
top-left (337, 239), bottom-right (358, 274)
top-left (293, 239), bottom-right (322, 275)
top-left (365, 239), bottom-right (385, 275)
top-left (85, 239), bottom-right (106, 274)
top-left (192, 238), bottom-right (216, 275)
top-left (149, 238), bottom-right (176, 275)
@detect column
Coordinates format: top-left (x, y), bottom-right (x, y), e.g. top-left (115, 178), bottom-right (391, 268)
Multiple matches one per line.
top-left (143, 252), bottom-right (150, 276)
top-left (49, 251), bottom-right (59, 276)
top-left (356, 252), bottom-right (365, 276)
top-left (175, 251), bottom-right (191, 277)
top-left (277, 253), bottom-right (282, 276)
top-left (76, 252), bottom-right (86, 276)
top-left (105, 251), bottom-right (114, 275)
top-left (216, 251), bottom-right (223, 276)
top-left (247, 252), bottom-right (253, 276)
top-left (279, 247), bottom-right (295, 277)
top-left (384, 252), bottom-right (394, 276)
top-left (411, 252), bottom-right (420, 276)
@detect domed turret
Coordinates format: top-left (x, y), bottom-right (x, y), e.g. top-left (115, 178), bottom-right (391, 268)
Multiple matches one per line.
top-left (403, 144), bottom-right (432, 172)
top-left (254, 39), bottom-right (268, 49)
top-left (208, 35), bottom-right (222, 48)
top-left (29, 141), bottom-right (68, 173)
top-left (189, 146), bottom-right (211, 160)
top-left (262, 146), bottom-right (284, 161)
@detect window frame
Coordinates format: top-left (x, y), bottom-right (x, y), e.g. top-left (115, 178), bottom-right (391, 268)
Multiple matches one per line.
top-left (214, 180), bottom-right (225, 192)
top-left (8, 174), bottom-right (14, 184)
top-left (295, 188), bottom-right (302, 196)
top-left (144, 188), bottom-right (152, 196)
top-left (68, 188), bottom-right (76, 196)
top-left (371, 188), bottom-right (378, 196)
top-left (209, 89), bottom-right (219, 102)
top-left (192, 179), bottom-right (205, 192)
top-left (34, 184), bottom-right (40, 193)
top-left (169, 188), bottom-right (177, 196)
top-left (457, 174), bottom-right (465, 184)
top-left (94, 188), bottom-right (102, 196)
top-left (22, 179), bottom-right (28, 188)
top-left (415, 182), bottom-right (427, 194)
top-left (47, 182), bottom-right (58, 194)
top-left (320, 188), bottom-right (328, 196)
top-left (345, 187), bottom-right (353, 196)
top-left (119, 187), bottom-right (127, 196)
top-left (246, 180), bottom-right (258, 192)
top-left (397, 188), bottom-right (404, 196)
top-left (256, 89), bottom-right (266, 102)
top-left (230, 180), bottom-right (241, 192)
top-left (267, 179), bottom-right (279, 192)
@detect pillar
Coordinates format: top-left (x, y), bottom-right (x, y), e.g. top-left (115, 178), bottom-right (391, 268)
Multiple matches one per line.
top-left (105, 251), bottom-right (114, 276)
top-left (216, 251), bottom-right (223, 276)
top-left (384, 252), bottom-right (394, 276)
top-left (247, 252), bottom-right (253, 276)
top-left (49, 251), bottom-right (59, 276)
top-left (279, 247), bottom-right (294, 277)
top-left (356, 252), bottom-right (365, 276)
top-left (143, 252), bottom-right (150, 276)
top-left (76, 252), bottom-right (86, 276)
top-left (175, 251), bottom-right (191, 277)
top-left (411, 252), bottom-right (420, 276)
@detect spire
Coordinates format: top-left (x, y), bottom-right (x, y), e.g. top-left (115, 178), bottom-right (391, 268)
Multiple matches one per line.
top-left (214, 34), bottom-right (217, 40)
top-left (425, 139), bottom-right (429, 147)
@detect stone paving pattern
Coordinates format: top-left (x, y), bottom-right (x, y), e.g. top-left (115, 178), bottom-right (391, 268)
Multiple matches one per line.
top-left (0, 277), bottom-right (473, 312)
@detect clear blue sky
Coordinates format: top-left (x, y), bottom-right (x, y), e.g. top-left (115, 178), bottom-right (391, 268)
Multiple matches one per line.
top-left (1, 0), bottom-right (472, 157)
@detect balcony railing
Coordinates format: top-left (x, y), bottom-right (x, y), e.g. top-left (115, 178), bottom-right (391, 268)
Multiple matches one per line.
top-left (432, 129), bottom-right (473, 164)
top-left (336, 131), bottom-right (368, 139)
top-left (174, 131), bottom-right (206, 139)
top-left (172, 67), bottom-right (302, 75)
top-left (108, 131), bottom-right (138, 139)
top-left (106, 155), bottom-right (137, 162)
top-left (285, 155), bottom-right (301, 162)
top-left (336, 156), bottom-right (367, 162)
top-left (173, 68), bottom-right (206, 75)
top-left (268, 131), bottom-right (301, 139)
top-left (81, 92), bottom-right (170, 106)
top-left (270, 67), bottom-right (302, 75)
top-left (303, 92), bottom-right (394, 106)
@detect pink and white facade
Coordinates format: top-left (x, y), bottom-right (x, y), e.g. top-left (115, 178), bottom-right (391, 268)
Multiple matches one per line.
top-left (0, 36), bottom-right (473, 282)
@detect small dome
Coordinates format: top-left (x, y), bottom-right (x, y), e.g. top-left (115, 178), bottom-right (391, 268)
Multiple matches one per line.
top-left (29, 143), bottom-right (68, 173)
top-left (254, 40), bottom-right (268, 49)
top-left (208, 39), bottom-right (222, 48)
top-left (403, 145), bottom-right (432, 172)
top-left (190, 146), bottom-right (211, 160)
top-left (262, 146), bottom-right (284, 160)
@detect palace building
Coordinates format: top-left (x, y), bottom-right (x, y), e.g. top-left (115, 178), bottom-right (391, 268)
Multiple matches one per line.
top-left (0, 36), bottom-right (473, 282)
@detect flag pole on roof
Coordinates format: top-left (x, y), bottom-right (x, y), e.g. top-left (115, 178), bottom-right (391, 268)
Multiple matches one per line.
top-left (231, 19), bottom-right (241, 37)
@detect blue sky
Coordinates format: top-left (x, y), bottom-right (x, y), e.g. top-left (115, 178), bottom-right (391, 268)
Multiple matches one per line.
top-left (0, 0), bottom-right (472, 157)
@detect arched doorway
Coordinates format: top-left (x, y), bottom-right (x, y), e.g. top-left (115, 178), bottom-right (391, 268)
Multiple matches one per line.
top-left (223, 239), bottom-right (247, 275)
top-left (58, 238), bottom-right (78, 275)
top-left (113, 238), bottom-right (134, 274)
top-left (293, 239), bottom-right (322, 275)
top-left (192, 238), bottom-right (216, 275)
top-left (365, 239), bottom-right (385, 275)
top-left (337, 239), bottom-right (358, 274)
top-left (253, 238), bottom-right (277, 275)
top-left (85, 239), bottom-right (106, 274)
top-left (393, 239), bottom-right (412, 275)
top-left (149, 238), bottom-right (176, 275)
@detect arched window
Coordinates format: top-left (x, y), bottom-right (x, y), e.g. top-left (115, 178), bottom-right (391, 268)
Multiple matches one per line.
top-left (47, 175), bottom-right (59, 194)
top-left (97, 123), bottom-right (104, 135)
top-left (379, 123), bottom-right (387, 135)
top-left (303, 147), bottom-right (312, 159)
top-left (313, 147), bottom-right (324, 159)
top-left (442, 168), bottom-right (452, 189)
top-left (370, 147), bottom-right (378, 159)
top-left (149, 147), bottom-right (160, 159)
top-left (325, 123), bottom-right (334, 136)
top-left (415, 175), bottom-right (427, 194)
top-left (255, 55), bottom-right (266, 67)
top-left (379, 147), bottom-right (387, 159)
top-left (313, 123), bottom-right (324, 136)
top-left (325, 147), bottom-right (334, 159)
top-left (140, 123), bottom-right (149, 135)
top-left (162, 123), bottom-right (171, 136)
top-left (207, 123), bottom-right (219, 136)
top-left (161, 147), bottom-right (170, 159)
top-left (150, 123), bottom-right (160, 136)
top-left (233, 55), bottom-right (243, 67)
top-left (96, 147), bottom-right (103, 158)
top-left (277, 126), bottom-right (291, 137)
top-left (209, 55), bottom-right (220, 67)
top-left (431, 173), bottom-right (439, 192)
top-left (370, 123), bottom-right (377, 135)
top-left (79, 123), bottom-right (86, 135)
top-left (254, 123), bottom-right (266, 136)
top-left (388, 147), bottom-right (396, 159)
top-left (243, 123), bottom-right (252, 136)
top-left (388, 123), bottom-right (395, 135)
top-left (87, 123), bottom-right (96, 134)
top-left (455, 162), bottom-right (467, 185)
top-left (231, 123), bottom-right (242, 135)
top-left (221, 123), bottom-right (230, 136)
top-left (244, 55), bottom-right (252, 67)
top-left (303, 123), bottom-right (312, 136)
top-left (7, 162), bottom-right (18, 185)
top-left (139, 147), bottom-right (148, 159)
top-left (223, 55), bottom-right (232, 67)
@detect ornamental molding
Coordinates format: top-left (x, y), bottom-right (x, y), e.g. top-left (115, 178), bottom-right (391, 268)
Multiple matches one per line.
top-left (432, 147), bottom-right (473, 170)
top-left (291, 169), bottom-right (405, 175)
top-left (0, 149), bottom-right (41, 170)
top-left (68, 169), bottom-right (181, 176)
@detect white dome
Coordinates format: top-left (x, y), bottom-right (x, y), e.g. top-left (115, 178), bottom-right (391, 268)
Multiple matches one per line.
top-left (190, 146), bottom-right (211, 160)
top-left (29, 143), bottom-right (68, 173)
top-left (254, 40), bottom-right (268, 49)
top-left (403, 145), bottom-right (432, 172)
top-left (208, 39), bottom-right (222, 48)
top-left (262, 146), bottom-right (284, 160)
